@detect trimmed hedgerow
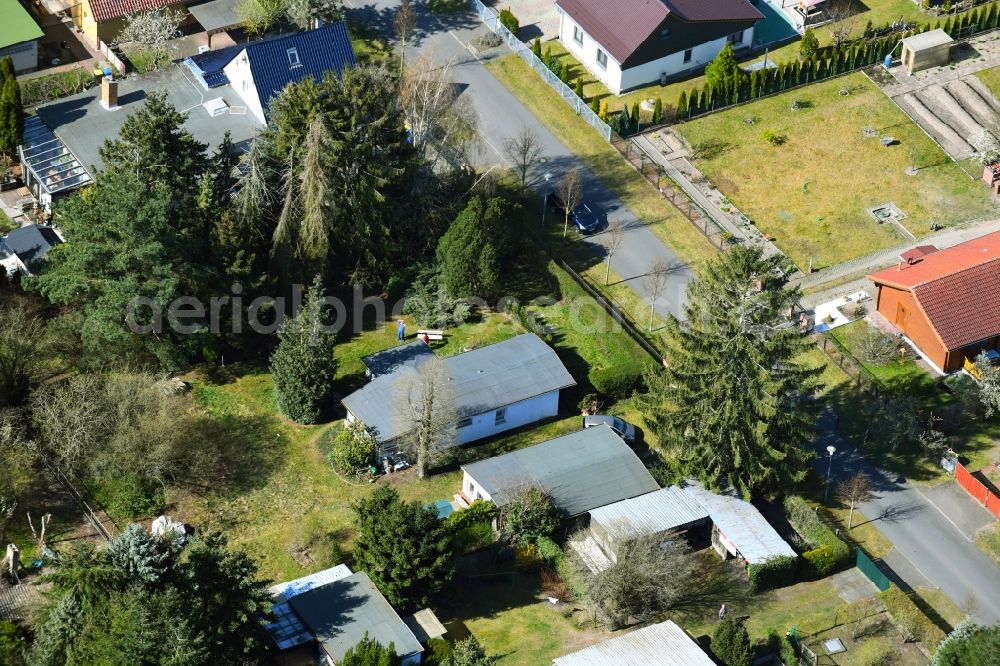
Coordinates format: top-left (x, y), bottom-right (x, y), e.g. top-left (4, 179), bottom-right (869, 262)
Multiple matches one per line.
top-left (784, 495), bottom-right (851, 578)
top-left (747, 555), bottom-right (798, 593)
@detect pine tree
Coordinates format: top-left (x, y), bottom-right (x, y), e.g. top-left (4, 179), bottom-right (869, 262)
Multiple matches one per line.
top-left (437, 196), bottom-right (508, 299)
top-left (675, 92), bottom-right (687, 120)
top-left (559, 61), bottom-right (570, 83)
top-left (630, 101), bottom-right (640, 132)
top-left (574, 77), bottom-right (584, 98)
top-left (713, 617), bottom-right (753, 666)
top-left (532, 37), bottom-right (541, 59)
top-left (590, 96), bottom-right (600, 114)
top-left (639, 245), bottom-right (821, 498)
top-left (652, 96), bottom-right (663, 124)
top-left (352, 486), bottom-right (454, 612)
top-left (0, 57), bottom-right (23, 155)
top-left (270, 275), bottom-right (337, 424)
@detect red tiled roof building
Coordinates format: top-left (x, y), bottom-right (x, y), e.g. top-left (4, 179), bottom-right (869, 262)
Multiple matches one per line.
top-left (868, 231), bottom-right (1000, 372)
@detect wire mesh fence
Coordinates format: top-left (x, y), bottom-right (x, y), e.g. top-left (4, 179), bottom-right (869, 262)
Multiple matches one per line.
top-left (467, 0), bottom-right (612, 141)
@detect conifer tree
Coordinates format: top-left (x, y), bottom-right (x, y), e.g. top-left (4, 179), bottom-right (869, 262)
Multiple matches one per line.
top-left (352, 486), bottom-right (454, 612)
top-left (532, 37), bottom-right (541, 59)
top-left (652, 96), bottom-right (663, 124)
top-left (0, 57), bottom-right (23, 155)
top-left (270, 275), bottom-right (337, 424)
top-left (639, 246), bottom-right (821, 498)
top-left (675, 92), bottom-right (687, 120)
top-left (713, 617), bottom-right (753, 666)
top-left (341, 635), bottom-right (395, 666)
top-left (574, 77), bottom-right (584, 98)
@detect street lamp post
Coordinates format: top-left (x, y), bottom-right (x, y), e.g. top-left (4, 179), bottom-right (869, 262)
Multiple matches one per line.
top-left (824, 444), bottom-right (837, 504)
top-left (541, 173), bottom-right (552, 228)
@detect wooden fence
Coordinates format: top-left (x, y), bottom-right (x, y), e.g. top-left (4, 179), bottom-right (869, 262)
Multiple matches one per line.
top-left (609, 134), bottom-right (729, 250)
top-left (95, 37), bottom-right (127, 75)
top-left (955, 461), bottom-right (1000, 519)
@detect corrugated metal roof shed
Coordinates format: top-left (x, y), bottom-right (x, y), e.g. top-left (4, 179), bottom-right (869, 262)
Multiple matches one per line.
top-left (343, 333), bottom-right (576, 442)
top-left (553, 620), bottom-right (714, 665)
top-left (589, 486), bottom-right (710, 542)
top-left (682, 483), bottom-right (796, 565)
top-left (461, 426), bottom-right (658, 517)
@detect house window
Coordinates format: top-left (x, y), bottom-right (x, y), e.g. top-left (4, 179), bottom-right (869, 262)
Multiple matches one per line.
top-left (573, 26), bottom-right (584, 45)
top-left (457, 416), bottom-right (472, 429)
top-left (727, 30), bottom-right (744, 44)
top-left (476, 492), bottom-right (482, 500)
top-left (495, 408), bottom-right (507, 425)
top-left (287, 47), bottom-right (301, 67)
top-left (596, 49), bottom-right (608, 70)
top-left (242, 80), bottom-right (248, 92)
top-left (468, 481), bottom-right (474, 493)
top-left (683, 48), bottom-right (693, 63)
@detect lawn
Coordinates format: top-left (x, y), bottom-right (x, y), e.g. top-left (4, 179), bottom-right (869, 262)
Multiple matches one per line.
top-left (975, 522), bottom-right (1000, 565)
top-left (975, 64), bottom-right (1000, 97)
top-left (483, 53), bottom-right (719, 269)
top-left (166, 254), bottom-right (655, 583)
top-left (674, 74), bottom-right (995, 269)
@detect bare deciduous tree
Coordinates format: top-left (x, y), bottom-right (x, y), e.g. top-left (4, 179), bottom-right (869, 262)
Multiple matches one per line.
top-left (644, 258), bottom-right (670, 331)
top-left (571, 531), bottom-right (742, 629)
top-left (399, 52), bottom-right (480, 169)
top-left (394, 0), bottom-right (417, 75)
top-left (113, 8), bottom-right (185, 71)
top-left (394, 357), bottom-right (457, 478)
top-left (557, 168), bottom-right (583, 237)
top-left (504, 126), bottom-right (544, 194)
top-left (836, 472), bottom-right (875, 529)
top-left (827, 0), bottom-right (860, 49)
top-left (601, 221), bottom-right (626, 284)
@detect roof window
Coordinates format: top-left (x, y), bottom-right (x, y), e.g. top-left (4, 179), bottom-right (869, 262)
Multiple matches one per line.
top-left (287, 47), bottom-right (300, 67)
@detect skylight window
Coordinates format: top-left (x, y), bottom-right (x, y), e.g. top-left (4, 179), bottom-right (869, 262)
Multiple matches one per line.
top-left (287, 47), bottom-right (300, 67)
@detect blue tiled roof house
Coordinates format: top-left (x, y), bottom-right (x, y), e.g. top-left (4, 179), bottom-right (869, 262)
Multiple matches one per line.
top-left (184, 22), bottom-right (356, 123)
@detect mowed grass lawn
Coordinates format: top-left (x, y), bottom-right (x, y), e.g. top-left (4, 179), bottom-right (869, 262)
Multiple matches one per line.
top-left (675, 74), bottom-right (995, 269)
top-left (975, 64), bottom-right (1000, 98)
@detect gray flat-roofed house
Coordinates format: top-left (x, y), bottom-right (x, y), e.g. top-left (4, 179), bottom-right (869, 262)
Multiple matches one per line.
top-left (342, 334), bottom-right (576, 456)
top-left (460, 426), bottom-right (659, 517)
top-left (286, 571), bottom-right (424, 665)
top-left (553, 619), bottom-right (714, 665)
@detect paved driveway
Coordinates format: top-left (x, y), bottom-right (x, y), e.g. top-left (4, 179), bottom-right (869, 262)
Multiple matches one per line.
top-left (815, 417), bottom-right (1000, 624)
top-left (483, 0), bottom-right (560, 40)
top-left (344, 0), bottom-right (693, 318)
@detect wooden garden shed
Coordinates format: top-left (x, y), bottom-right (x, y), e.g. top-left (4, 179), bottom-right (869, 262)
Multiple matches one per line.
top-left (900, 29), bottom-right (953, 74)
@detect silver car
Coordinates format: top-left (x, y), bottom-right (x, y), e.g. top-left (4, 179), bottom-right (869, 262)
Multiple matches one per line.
top-left (582, 415), bottom-right (637, 444)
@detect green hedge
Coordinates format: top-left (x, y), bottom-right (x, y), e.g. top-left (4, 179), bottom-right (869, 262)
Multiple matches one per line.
top-left (498, 8), bottom-right (519, 35)
top-left (784, 495), bottom-right (851, 578)
top-left (747, 555), bottom-right (798, 593)
top-left (588, 364), bottom-right (645, 399)
top-left (536, 536), bottom-right (563, 567)
top-left (879, 584), bottom-right (946, 646)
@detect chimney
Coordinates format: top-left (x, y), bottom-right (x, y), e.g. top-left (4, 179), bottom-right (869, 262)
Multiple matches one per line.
top-left (100, 76), bottom-right (118, 110)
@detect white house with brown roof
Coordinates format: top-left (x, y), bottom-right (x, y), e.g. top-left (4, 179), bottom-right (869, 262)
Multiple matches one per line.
top-left (556, 0), bottom-right (763, 94)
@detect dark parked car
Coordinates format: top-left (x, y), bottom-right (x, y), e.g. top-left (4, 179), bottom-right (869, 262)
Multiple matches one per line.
top-left (582, 415), bottom-right (637, 444)
top-left (547, 192), bottom-right (600, 233)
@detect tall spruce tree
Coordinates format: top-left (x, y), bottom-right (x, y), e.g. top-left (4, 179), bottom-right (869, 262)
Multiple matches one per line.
top-left (351, 485), bottom-right (454, 613)
top-left (640, 245), bottom-right (821, 497)
top-left (437, 196), bottom-right (510, 299)
top-left (270, 274), bottom-right (337, 424)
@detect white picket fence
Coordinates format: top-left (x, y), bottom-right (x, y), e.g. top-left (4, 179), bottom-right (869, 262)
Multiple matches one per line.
top-left (468, 0), bottom-right (612, 141)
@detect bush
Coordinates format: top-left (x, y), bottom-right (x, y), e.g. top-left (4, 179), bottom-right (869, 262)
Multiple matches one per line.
top-left (588, 364), bottom-right (644, 399)
top-left (19, 67), bottom-right (96, 108)
top-left (801, 544), bottom-right (842, 578)
top-left (448, 499), bottom-right (497, 529)
top-left (536, 536), bottom-right (563, 567)
top-left (87, 475), bottom-right (165, 521)
top-left (784, 496), bottom-right (852, 577)
top-left (501, 487), bottom-right (560, 545)
top-left (498, 8), bottom-right (519, 35)
top-left (425, 637), bottom-right (454, 666)
top-left (539, 566), bottom-right (569, 601)
top-left (327, 420), bottom-right (376, 475)
top-left (761, 129), bottom-right (787, 146)
top-left (514, 542), bottom-right (541, 570)
top-left (427, 0), bottom-right (466, 13)
top-left (452, 522), bottom-right (496, 553)
top-left (880, 584), bottom-right (946, 645)
top-left (747, 555), bottom-right (798, 593)
top-left (766, 628), bottom-right (798, 666)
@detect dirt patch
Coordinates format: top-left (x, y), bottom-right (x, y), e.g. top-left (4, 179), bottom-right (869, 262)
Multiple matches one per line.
top-left (714, 177), bottom-right (739, 196)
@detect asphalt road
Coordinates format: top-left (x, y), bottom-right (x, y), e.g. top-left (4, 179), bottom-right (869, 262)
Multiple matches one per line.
top-left (344, 0), bottom-right (692, 318)
top-left (815, 416), bottom-right (1000, 624)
